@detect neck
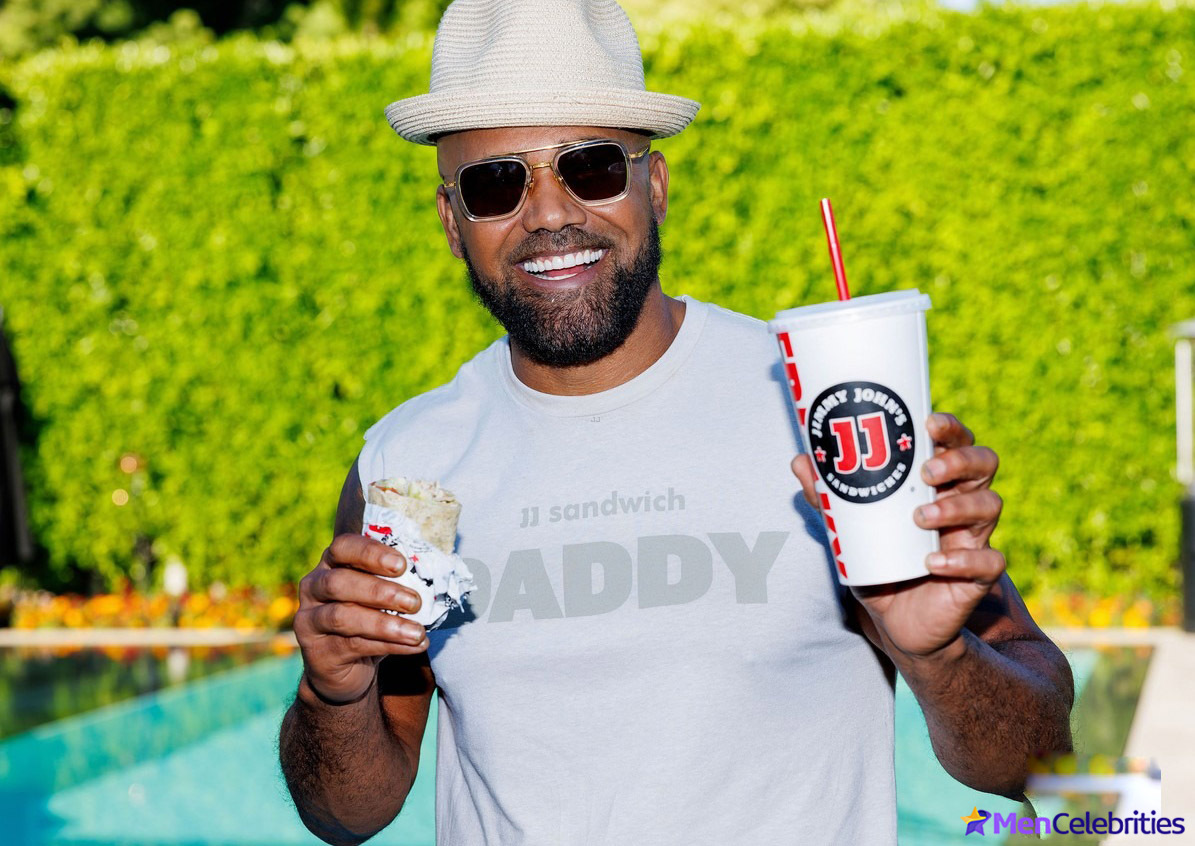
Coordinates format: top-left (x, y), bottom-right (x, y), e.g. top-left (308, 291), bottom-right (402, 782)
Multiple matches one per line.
top-left (510, 287), bottom-right (686, 396)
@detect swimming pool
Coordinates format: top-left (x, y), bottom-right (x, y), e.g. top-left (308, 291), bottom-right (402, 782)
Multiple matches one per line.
top-left (0, 643), bottom-right (282, 740)
top-left (0, 644), bottom-right (1127, 845)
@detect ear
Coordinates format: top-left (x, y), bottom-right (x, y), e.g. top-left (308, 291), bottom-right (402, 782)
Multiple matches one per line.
top-left (647, 150), bottom-right (669, 225)
top-left (436, 185), bottom-right (465, 259)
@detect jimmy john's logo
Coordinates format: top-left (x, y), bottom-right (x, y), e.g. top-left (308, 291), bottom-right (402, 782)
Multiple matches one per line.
top-left (808, 381), bottom-right (915, 504)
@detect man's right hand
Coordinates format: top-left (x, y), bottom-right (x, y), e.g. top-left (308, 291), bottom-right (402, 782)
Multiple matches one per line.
top-left (294, 534), bottom-right (430, 704)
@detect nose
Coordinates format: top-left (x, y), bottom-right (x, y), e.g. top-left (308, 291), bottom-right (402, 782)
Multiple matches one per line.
top-left (520, 163), bottom-right (586, 233)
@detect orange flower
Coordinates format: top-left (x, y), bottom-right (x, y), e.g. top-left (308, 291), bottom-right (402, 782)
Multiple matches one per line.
top-left (186, 594), bottom-right (211, 615)
top-left (1088, 597), bottom-right (1118, 628)
top-left (1123, 601), bottom-right (1151, 629)
top-left (267, 596), bottom-right (297, 625)
top-left (88, 594), bottom-right (124, 618)
top-left (148, 595), bottom-right (170, 618)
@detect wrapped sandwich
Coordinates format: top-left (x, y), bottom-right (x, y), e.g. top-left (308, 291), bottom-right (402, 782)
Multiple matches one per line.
top-left (362, 477), bottom-right (475, 628)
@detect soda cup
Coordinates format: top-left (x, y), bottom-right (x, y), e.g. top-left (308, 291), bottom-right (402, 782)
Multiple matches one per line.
top-left (769, 290), bottom-right (938, 586)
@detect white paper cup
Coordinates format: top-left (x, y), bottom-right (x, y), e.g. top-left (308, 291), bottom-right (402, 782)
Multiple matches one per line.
top-left (769, 290), bottom-right (938, 586)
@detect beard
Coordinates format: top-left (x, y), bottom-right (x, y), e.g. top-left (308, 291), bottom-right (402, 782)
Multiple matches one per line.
top-left (462, 219), bottom-right (663, 368)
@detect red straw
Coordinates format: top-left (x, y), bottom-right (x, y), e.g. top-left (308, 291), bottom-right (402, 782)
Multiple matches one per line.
top-left (820, 198), bottom-right (851, 301)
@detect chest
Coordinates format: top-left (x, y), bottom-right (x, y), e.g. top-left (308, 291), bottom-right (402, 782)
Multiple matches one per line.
top-left (425, 404), bottom-right (850, 699)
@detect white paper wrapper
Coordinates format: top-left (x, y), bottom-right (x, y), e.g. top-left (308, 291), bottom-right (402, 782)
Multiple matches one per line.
top-left (367, 478), bottom-right (460, 554)
top-left (362, 500), bottom-right (475, 629)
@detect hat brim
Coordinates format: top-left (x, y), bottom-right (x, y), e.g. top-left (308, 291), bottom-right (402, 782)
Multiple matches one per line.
top-left (384, 89), bottom-right (700, 146)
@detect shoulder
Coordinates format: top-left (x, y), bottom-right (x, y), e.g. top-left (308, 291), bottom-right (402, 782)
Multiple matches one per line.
top-left (357, 338), bottom-right (507, 487)
top-left (682, 297), bottom-right (785, 386)
top-left (364, 339), bottom-right (503, 436)
top-left (687, 297), bottom-right (776, 355)
top-left (693, 297), bottom-right (770, 333)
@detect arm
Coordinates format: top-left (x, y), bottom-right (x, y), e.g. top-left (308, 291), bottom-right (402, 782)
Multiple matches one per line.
top-left (795, 413), bottom-right (1074, 799)
top-left (848, 577), bottom-right (1073, 798)
top-left (279, 458), bottom-right (437, 846)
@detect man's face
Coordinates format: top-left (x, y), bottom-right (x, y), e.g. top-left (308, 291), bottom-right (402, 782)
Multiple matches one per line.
top-left (435, 126), bottom-right (670, 367)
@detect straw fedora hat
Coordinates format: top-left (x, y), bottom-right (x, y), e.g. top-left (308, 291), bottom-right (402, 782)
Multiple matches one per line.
top-left (384, 0), bottom-right (701, 145)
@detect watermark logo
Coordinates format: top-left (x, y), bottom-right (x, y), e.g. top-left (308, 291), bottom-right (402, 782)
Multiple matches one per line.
top-left (960, 807), bottom-right (1187, 837)
top-left (961, 807), bottom-right (991, 836)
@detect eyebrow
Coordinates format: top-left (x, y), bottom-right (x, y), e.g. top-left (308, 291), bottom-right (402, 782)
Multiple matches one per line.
top-left (438, 138), bottom-right (606, 182)
top-left (474, 136), bottom-right (606, 160)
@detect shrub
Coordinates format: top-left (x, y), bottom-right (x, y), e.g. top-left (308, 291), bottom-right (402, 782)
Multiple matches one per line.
top-left (0, 2), bottom-right (1191, 599)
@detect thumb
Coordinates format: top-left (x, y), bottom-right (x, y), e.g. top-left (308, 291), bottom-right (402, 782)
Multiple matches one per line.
top-left (791, 454), bottom-right (819, 511)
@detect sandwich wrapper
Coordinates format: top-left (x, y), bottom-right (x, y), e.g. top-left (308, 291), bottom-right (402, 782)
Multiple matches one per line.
top-left (362, 477), bottom-right (475, 629)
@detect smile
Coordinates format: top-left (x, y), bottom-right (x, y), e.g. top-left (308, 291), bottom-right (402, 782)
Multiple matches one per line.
top-left (519, 249), bottom-right (605, 280)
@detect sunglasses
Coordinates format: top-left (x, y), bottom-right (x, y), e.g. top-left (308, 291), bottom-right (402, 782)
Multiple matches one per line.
top-left (443, 138), bottom-right (650, 221)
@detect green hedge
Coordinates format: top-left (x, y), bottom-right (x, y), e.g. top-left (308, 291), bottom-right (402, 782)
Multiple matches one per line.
top-left (1, 2), bottom-right (1191, 599)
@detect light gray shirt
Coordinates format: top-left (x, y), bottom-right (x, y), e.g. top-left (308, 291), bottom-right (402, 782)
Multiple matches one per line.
top-left (359, 296), bottom-right (897, 845)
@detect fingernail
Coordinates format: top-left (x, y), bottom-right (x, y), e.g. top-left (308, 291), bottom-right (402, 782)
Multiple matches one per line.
top-left (927, 552), bottom-right (948, 569)
top-left (924, 459), bottom-right (946, 481)
top-left (404, 623), bottom-right (425, 642)
top-left (918, 504), bottom-right (940, 522)
top-left (383, 553), bottom-right (404, 573)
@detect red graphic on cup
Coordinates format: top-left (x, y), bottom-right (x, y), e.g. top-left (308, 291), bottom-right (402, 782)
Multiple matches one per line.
top-left (776, 330), bottom-right (847, 578)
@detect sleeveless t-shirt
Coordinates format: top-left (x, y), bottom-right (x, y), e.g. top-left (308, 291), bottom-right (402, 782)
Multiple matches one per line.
top-left (358, 296), bottom-right (898, 845)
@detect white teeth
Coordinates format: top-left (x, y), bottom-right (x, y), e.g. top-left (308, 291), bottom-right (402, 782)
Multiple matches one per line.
top-left (520, 249), bottom-right (604, 276)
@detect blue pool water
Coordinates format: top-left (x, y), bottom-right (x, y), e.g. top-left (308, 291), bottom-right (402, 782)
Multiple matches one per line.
top-left (0, 647), bottom-right (1103, 846)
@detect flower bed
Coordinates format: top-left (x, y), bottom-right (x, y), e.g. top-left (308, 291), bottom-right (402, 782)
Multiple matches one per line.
top-left (8, 583), bottom-right (299, 631)
top-left (1022, 594), bottom-right (1179, 630)
top-left (3, 585), bottom-right (1179, 631)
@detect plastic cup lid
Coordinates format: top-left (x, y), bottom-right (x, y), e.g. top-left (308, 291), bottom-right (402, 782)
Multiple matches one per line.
top-left (769, 289), bottom-right (932, 332)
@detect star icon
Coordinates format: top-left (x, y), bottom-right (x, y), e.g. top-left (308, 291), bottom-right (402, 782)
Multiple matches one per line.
top-left (814, 447), bottom-right (827, 463)
top-left (410, 554), bottom-right (419, 564)
top-left (960, 807), bottom-right (991, 835)
top-left (897, 434), bottom-right (913, 452)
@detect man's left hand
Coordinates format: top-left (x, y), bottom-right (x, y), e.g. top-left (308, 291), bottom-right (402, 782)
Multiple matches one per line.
top-left (792, 412), bottom-right (1004, 662)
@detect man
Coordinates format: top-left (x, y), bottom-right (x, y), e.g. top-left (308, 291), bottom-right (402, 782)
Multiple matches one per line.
top-left (279, 1), bottom-right (1074, 843)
